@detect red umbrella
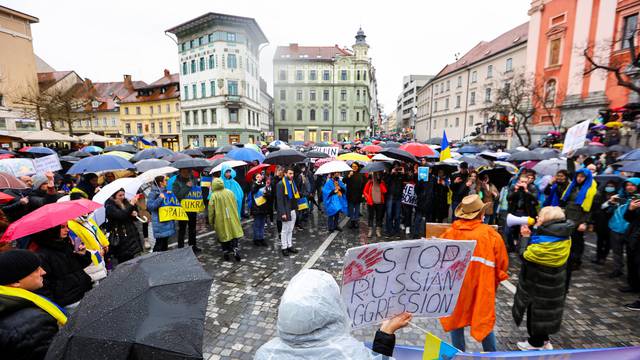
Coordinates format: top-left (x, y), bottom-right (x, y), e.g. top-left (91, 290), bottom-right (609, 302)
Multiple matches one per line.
top-left (208, 154), bottom-right (225, 161)
top-left (362, 145), bottom-right (382, 153)
top-left (314, 157), bottom-right (336, 168)
top-left (1, 199), bottom-right (103, 242)
top-left (0, 154), bottom-right (14, 160)
top-left (245, 163), bottom-right (275, 182)
top-left (0, 172), bottom-right (28, 190)
top-left (399, 143), bottom-right (437, 158)
top-left (520, 160), bottom-right (539, 169)
top-left (0, 192), bottom-right (14, 204)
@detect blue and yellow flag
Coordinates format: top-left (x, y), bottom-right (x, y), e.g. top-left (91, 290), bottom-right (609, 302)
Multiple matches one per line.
top-left (439, 131), bottom-right (451, 162)
top-left (423, 332), bottom-right (459, 360)
top-left (137, 137), bottom-right (156, 149)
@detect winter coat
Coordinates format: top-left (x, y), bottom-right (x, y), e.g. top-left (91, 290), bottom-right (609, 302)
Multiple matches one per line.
top-left (250, 180), bottom-right (272, 216)
top-left (432, 179), bottom-right (451, 220)
top-left (512, 220), bottom-right (573, 336)
top-left (345, 172), bottom-right (365, 204)
top-left (276, 178), bottom-right (298, 221)
top-left (33, 237), bottom-right (92, 307)
top-left (104, 199), bottom-right (143, 262)
top-left (507, 186), bottom-right (538, 217)
top-left (28, 188), bottom-right (62, 212)
top-left (322, 177), bottom-right (348, 217)
top-left (363, 179), bottom-right (387, 206)
top-left (384, 172), bottom-right (405, 199)
top-left (146, 185), bottom-right (176, 239)
top-left (624, 206), bottom-right (640, 248)
top-left (221, 164), bottom-right (244, 218)
top-left (1, 189), bottom-right (30, 222)
top-left (449, 171), bottom-right (469, 203)
top-left (439, 219), bottom-right (509, 342)
top-left (172, 175), bottom-right (193, 201)
top-left (414, 180), bottom-right (435, 216)
top-left (0, 294), bottom-right (59, 360)
top-left (208, 178), bottom-right (244, 242)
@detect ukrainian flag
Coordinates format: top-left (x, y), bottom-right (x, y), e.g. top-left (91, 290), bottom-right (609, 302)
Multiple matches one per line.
top-left (423, 332), bottom-right (459, 360)
top-left (439, 131), bottom-right (451, 162)
top-left (137, 137), bottom-right (156, 149)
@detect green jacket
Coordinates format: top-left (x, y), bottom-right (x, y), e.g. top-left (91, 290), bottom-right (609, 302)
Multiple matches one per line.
top-left (208, 178), bottom-right (243, 242)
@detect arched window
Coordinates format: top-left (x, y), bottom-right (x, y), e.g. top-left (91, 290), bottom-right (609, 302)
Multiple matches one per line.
top-left (280, 109), bottom-right (286, 121)
top-left (310, 109), bottom-right (316, 121)
top-left (297, 109), bottom-right (302, 121)
top-left (323, 109), bottom-right (329, 121)
top-left (545, 79), bottom-right (557, 107)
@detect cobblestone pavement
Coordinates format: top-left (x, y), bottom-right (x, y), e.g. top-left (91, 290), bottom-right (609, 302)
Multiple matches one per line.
top-left (179, 210), bottom-right (640, 360)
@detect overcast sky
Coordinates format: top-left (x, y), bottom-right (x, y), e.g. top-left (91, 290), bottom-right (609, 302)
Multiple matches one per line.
top-left (7, 0), bottom-right (529, 113)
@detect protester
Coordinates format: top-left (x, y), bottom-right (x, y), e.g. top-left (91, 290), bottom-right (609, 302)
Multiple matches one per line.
top-left (384, 163), bottom-right (405, 234)
top-left (449, 162), bottom-right (469, 220)
top-left (400, 168), bottom-right (416, 235)
top-left (345, 162), bottom-right (365, 229)
top-left (294, 164), bottom-right (311, 229)
top-left (413, 171), bottom-right (433, 237)
top-left (172, 168), bottom-right (200, 252)
top-left (479, 174), bottom-right (499, 225)
top-left (250, 172), bottom-right (271, 247)
top-left (506, 174), bottom-right (539, 252)
top-left (363, 172), bottom-right (387, 238)
top-left (276, 167), bottom-right (299, 256)
top-left (254, 269), bottom-right (412, 359)
top-left (431, 169), bottom-right (451, 223)
top-left (591, 181), bottom-right (621, 267)
top-left (622, 193), bottom-right (640, 300)
top-left (104, 189), bottom-right (143, 264)
top-left (439, 194), bottom-right (509, 352)
top-left (208, 178), bottom-right (244, 262)
top-left (322, 172), bottom-right (348, 233)
top-left (70, 173), bottom-right (99, 200)
top-left (513, 206), bottom-right (573, 351)
top-left (146, 176), bottom-right (176, 252)
top-left (28, 172), bottom-right (62, 210)
top-left (543, 170), bottom-right (570, 207)
top-left (220, 163), bottom-right (244, 219)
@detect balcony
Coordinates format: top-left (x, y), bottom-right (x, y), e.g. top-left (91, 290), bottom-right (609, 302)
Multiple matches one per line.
top-left (225, 95), bottom-right (242, 108)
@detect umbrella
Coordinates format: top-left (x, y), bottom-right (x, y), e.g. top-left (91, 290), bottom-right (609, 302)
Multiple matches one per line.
top-left (81, 145), bottom-right (103, 153)
top-left (313, 157), bottom-right (336, 168)
top-left (163, 153), bottom-right (192, 162)
top-left (371, 153), bottom-right (396, 162)
top-left (19, 146), bottom-right (56, 155)
top-left (509, 148), bottom-right (558, 161)
top-left (494, 161), bottom-right (519, 174)
top-left (458, 144), bottom-right (483, 154)
top-left (307, 151), bottom-right (330, 159)
top-left (424, 137), bottom-right (443, 145)
top-left (78, 132), bottom-right (111, 142)
top-left (478, 167), bottom-right (513, 189)
top-left (59, 155), bottom-right (80, 162)
top-left (227, 147), bottom-right (265, 163)
top-left (399, 143), bottom-right (437, 158)
top-left (607, 144), bottom-right (632, 153)
top-left (459, 156), bottom-right (490, 169)
top-left (380, 141), bottom-right (401, 148)
top-left (362, 145), bottom-right (382, 153)
top-left (20, 129), bottom-right (76, 142)
top-left (431, 162), bottom-right (458, 175)
top-left (595, 174), bottom-right (628, 186)
top-left (136, 166), bottom-right (179, 184)
top-left (619, 161), bottom-right (640, 173)
top-left (315, 160), bottom-right (353, 175)
top-left (337, 153), bottom-right (370, 162)
top-left (478, 151), bottom-right (510, 161)
top-left (532, 158), bottom-right (567, 177)
top-left (209, 157), bottom-right (233, 169)
top-left (104, 144), bottom-right (138, 153)
top-left (131, 148), bottom-right (174, 162)
top-left (574, 145), bottom-right (606, 157)
top-left (67, 155), bottom-right (135, 175)
top-left (92, 178), bottom-right (145, 225)
top-left (244, 143), bottom-right (262, 153)
top-left (198, 146), bottom-right (218, 157)
top-left (0, 192), bottom-right (14, 204)
top-left (172, 158), bottom-right (211, 169)
top-left (46, 248), bottom-right (213, 360)
top-left (1, 199), bottom-right (102, 242)
top-left (520, 160), bottom-right (539, 169)
top-left (360, 161), bottom-right (390, 173)
top-left (0, 154), bottom-right (14, 160)
top-left (211, 160), bottom-right (247, 174)
top-left (380, 148), bottom-right (418, 163)
top-left (245, 163), bottom-right (275, 181)
top-left (215, 144), bottom-right (238, 154)
top-left (181, 148), bottom-right (205, 158)
top-left (68, 151), bottom-right (91, 158)
top-left (135, 159), bottom-right (171, 173)
top-left (268, 140), bottom-right (289, 149)
top-left (0, 172), bottom-right (28, 189)
top-left (104, 151), bottom-right (134, 160)
top-left (618, 149), bottom-right (640, 161)
top-left (264, 149), bottom-right (307, 165)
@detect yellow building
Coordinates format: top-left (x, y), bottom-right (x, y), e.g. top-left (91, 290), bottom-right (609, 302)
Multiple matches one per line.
top-left (120, 70), bottom-right (182, 150)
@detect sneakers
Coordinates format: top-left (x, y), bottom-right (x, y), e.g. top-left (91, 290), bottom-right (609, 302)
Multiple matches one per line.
top-left (281, 249), bottom-right (290, 257)
top-left (405, 227), bottom-right (411, 235)
top-left (376, 227), bottom-right (382, 237)
top-left (517, 341), bottom-right (552, 351)
top-left (625, 300), bottom-right (640, 311)
top-left (233, 248), bottom-right (242, 262)
top-left (367, 229), bottom-right (373, 238)
top-left (288, 247), bottom-right (299, 254)
top-left (144, 240), bottom-right (151, 250)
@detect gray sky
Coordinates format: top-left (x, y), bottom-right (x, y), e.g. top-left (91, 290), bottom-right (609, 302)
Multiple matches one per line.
top-left (7, 0), bottom-right (529, 113)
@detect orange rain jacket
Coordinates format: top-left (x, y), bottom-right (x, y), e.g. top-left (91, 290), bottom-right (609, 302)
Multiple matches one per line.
top-left (439, 219), bottom-right (509, 341)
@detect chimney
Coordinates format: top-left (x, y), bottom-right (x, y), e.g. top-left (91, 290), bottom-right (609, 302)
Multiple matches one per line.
top-left (123, 74), bottom-right (133, 90)
top-left (83, 78), bottom-right (93, 88)
top-left (164, 69), bottom-right (170, 77)
top-left (289, 43), bottom-right (298, 51)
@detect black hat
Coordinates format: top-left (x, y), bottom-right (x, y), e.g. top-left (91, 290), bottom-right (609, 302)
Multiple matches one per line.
top-left (459, 162), bottom-right (469, 169)
top-left (0, 250), bottom-right (41, 285)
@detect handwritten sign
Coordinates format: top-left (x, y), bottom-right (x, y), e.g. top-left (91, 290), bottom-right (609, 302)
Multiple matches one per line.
top-left (418, 167), bottom-right (429, 182)
top-left (34, 154), bottom-right (62, 173)
top-left (561, 120), bottom-right (590, 155)
top-left (341, 239), bottom-right (476, 328)
top-left (159, 192), bottom-right (188, 221)
top-left (180, 186), bottom-right (205, 213)
top-left (402, 183), bottom-right (417, 206)
top-left (312, 146), bottom-right (340, 157)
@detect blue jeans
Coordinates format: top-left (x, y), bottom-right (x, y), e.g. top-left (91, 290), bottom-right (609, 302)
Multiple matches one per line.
top-left (348, 202), bottom-right (361, 221)
top-left (253, 214), bottom-right (266, 240)
top-left (385, 196), bottom-right (401, 234)
top-left (328, 213), bottom-right (340, 231)
top-left (450, 328), bottom-right (496, 352)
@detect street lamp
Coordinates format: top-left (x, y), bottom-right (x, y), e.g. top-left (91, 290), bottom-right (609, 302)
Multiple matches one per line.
top-left (90, 99), bottom-right (100, 134)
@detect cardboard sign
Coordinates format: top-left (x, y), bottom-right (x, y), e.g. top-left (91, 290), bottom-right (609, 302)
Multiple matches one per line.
top-left (34, 154), bottom-right (62, 173)
top-left (402, 183), bottom-right (417, 206)
top-left (0, 158), bottom-right (36, 177)
top-left (312, 146), bottom-right (340, 157)
top-left (418, 167), bottom-right (429, 182)
top-left (180, 186), bottom-right (205, 213)
top-left (561, 120), bottom-right (590, 155)
top-left (341, 239), bottom-right (476, 328)
top-left (159, 192), bottom-right (188, 221)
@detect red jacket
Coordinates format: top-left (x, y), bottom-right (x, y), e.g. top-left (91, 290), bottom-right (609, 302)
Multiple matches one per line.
top-left (363, 180), bottom-right (387, 206)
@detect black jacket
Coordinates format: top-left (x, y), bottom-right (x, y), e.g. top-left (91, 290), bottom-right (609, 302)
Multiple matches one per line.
top-left (275, 179), bottom-right (297, 221)
top-left (414, 180), bottom-right (434, 216)
top-left (105, 199), bottom-right (143, 262)
top-left (345, 172), bottom-right (365, 204)
top-left (625, 206), bottom-right (640, 248)
top-left (449, 171), bottom-right (469, 203)
top-left (250, 180), bottom-right (272, 216)
top-left (0, 295), bottom-right (59, 360)
top-left (34, 237), bottom-right (92, 307)
top-left (507, 185), bottom-right (538, 217)
top-left (172, 175), bottom-right (193, 201)
top-left (384, 172), bottom-right (405, 199)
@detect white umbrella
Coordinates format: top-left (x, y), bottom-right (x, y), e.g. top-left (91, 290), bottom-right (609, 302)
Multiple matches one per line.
top-left (443, 158), bottom-right (461, 165)
top-left (92, 177), bottom-right (144, 225)
top-left (371, 153), bottom-right (395, 162)
top-left (532, 158), bottom-right (567, 177)
top-left (20, 129), bottom-right (77, 142)
top-left (210, 160), bottom-right (247, 174)
top-left (136, 166), bottom-right (178, 184)
top-left (78, 132), bottom-right (111, 142)
top-left (314, 160), bottom-right (352, 175)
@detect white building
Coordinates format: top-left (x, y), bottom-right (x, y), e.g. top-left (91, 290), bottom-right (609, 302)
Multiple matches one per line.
top-left (395, 75), bottom-right (433, 134)
top-left (166, 12), bottom-right (268, 146)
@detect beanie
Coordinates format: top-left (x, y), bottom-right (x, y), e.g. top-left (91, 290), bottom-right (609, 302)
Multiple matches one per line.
top-left (0, 250), bottom-right (41, 285)
top-left (32, 174), bottom-right (48, 190)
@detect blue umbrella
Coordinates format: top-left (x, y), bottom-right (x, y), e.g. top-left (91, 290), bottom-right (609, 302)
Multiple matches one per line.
top-left (618, 149), bottom-right (640, 161)
top-left (227, 147), bottom-right (265, 163)
top-left (619, 161), bottom-right (640, 173)
top-left (458, 144), bottom-right (484, 154)
top-left (19, 146), bottom-right (55, 155)
top-left (131, 147), bottom-right (175, 162)
top-left (67, 155), bottom-right (135, 174)
top-left (81, 145), bottom-right (103, 153)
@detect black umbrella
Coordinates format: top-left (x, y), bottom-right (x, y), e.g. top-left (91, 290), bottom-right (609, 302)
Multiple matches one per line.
top-left (172, 158), bottom-right (211, 169)
top-left (209, 157), bottom-right (233, 169)
top-left (424, 137), bottom-right (443, 145)
top-left (307, 151), bottom-right (330, 158)
top-left (199, 146), bottom-right (218, 157)
top-left (181, 148), bottom-right (205, 158)
top-left (458, 144), bottom-right (484, 154)
top-left (380, 141), bottom-right (401, 148)
top-left (380, 148), bottom-right (418, 163)
top-left (132, 147), bottom-right (175, 162)
top-left (479, 167), bottom-right (512, 189)
top-left (594, 174), bottom-right (628, 187)
top-left (360, 161), bottom-right (391, 173)
top-left (215, 144), bottom-right (237, 154)
top-left (263, 149), bottom-right (307, 165)
top-left (68, 151), bottom-right (91, 158)
top-left (431, 162), bottom-right (458, 176)
top-left (607, 144), bottom-right (632, 153)
top-left (459, 156), bottom-right (490, 169)
top-left (59, 155), bottom-right (80, 162)
top-left (574, 145), bottom-right (606, 157)
top-left (619, 161), bottom-right (640, 173)
top-left (46, 248), bottom-right (212, 360)
top-left (134, 159), bottom-right (171, 172)
top-left (163, 153), bottom-right (192, 162)
top-left (509, 148), bottom-right (558, 161)
top-left (104, 144), bottom-right (138, 153)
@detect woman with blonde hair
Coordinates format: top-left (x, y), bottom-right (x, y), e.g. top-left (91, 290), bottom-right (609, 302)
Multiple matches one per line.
top-left (513, 206), bottom-right (573, 351)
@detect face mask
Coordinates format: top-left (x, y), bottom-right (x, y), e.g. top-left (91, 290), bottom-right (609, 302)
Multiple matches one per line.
top-left (605, 187), bottom-right (616, 193)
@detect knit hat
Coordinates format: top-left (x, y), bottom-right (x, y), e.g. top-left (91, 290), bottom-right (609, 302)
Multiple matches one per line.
top-left (0, 250), bottom-right (41, 285)
top-left (32, 174), bottom-right (48, 190)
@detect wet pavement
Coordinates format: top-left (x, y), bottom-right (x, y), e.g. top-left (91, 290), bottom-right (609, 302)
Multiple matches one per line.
top-left (179, 209), bottom-right (640, 359)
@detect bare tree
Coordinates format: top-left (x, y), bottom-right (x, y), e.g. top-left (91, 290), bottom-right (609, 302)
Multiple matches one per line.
top-left (584, 31), bottom-right (640, 96)
top-left (14, 87), bottom-right (88, 135)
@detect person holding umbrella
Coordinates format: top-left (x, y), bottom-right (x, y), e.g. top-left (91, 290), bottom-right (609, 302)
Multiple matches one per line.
top-left (146, 176), bottom-right (176, 252)
top-left (345, 162), bottom-right (365, 229)
top-left (478, 174), bottom-right (499, 225)
top-left (172, 169), bottom-right (200, 253)
top-left (104, 189), bottom-right (143, 265)
top-left (276, 167), bottom-right (300, 256)
top-left (208, 178), bottom-right (244, 261)
top-left (322, 172), bottom-right (348, 233)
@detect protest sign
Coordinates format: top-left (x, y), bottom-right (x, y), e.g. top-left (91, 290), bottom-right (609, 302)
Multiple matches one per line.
top-left (159, 192), bottom-right (188, 221)
top-left (180, 186), bottom-right (205, 213)
top-left (401, 183), bottom-right (417, 206)
top-left (561, 120), bottom-right (590, 155)
top-left (341, 239), bottom-right (476, 328)
top-left (34, 154), bottom-right (62, 173)
top-left (418, 167), bottom-right (429, 182)
top-left (312, 146), bottom-right (340, 157)
top-left (0, 158), bottom-right (36, 177)
top-left (200, 176), bottom-right (212, 188)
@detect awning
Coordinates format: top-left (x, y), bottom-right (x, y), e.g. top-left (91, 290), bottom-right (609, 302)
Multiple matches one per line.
top-left (20, 129), bottom-right (77, 142)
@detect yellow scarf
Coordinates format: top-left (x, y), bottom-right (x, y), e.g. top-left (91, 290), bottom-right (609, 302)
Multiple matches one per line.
top-left (68, 218), bottom-right (109, 252)
top-left (524, 239), bottom-right (571, 268)
top-left (0, 286), bottom-right (67, 325)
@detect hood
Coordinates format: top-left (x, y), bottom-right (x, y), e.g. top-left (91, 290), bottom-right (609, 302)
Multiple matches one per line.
top-left (536, 219), bottom-right (574, 238)
top-left (211, 178), bottom-right (225, 191)
top-left (624, 177), bottom-right (640, 187)
top-left (221, 164), bottom-right (237, 180)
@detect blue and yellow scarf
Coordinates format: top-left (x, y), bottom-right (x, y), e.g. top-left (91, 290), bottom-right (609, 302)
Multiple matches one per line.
top-left (561, 168), bottom-right (597, 212)
top-left (0, 286), bottom-right (68, 325)
top-left (282, 178), bottom-right (300, 200)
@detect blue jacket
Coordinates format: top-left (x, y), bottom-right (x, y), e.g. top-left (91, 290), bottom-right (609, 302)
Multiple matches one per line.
top-left (221, 164), bottom-right (244, 218)
top-left (147, 185), bottom-right (176, 238)
top-left (608, 178), bottom-right (640, 234)
top-left (322, 176), bottom-right (348, 217)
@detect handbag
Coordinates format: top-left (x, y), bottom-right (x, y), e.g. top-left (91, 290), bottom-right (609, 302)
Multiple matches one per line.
top-left (107, 223), bottom-right (126, 247)
top-left (297, 197), bottom-right (309, 211)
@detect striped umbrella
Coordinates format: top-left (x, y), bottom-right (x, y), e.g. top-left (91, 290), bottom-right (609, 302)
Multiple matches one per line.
top-left (0, 172), bottom-right (28, 189)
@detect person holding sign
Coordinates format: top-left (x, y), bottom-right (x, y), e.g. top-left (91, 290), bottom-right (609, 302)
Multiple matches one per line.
top-left (439, 194), bottom-right (509, 352)
top-left (172, 169), bottom-right (200, 253)
top-left (208, 178), bottom-right (244, 262)
top-left (146, 176), bottom-right (176, 252)
top-left (250, 172), bottom-right (271, 247)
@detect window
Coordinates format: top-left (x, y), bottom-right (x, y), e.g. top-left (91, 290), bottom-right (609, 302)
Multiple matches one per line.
top-left (433, 120), bottom-right (437, 129)
top-left (469, 91), bottom-right (476, 105)
top-left (210, 81), bottom-right (216, 96)
top-left (340, 110), bottom-right (347, 121)
top-left (363, 71), bottom-right (367, 81)
top-left (166, 104), bottom-right (170, 113)
top-left (356, 70), bottom-right (360, 80)
top-left (310, 109), bottom-right (316, 121)
top-left (434, 101), bottom-right (438, 112)
top-left (445, 98), bottom-right (449, 110)
top-left (323, 109), bottom-right (329, 121)
top-left (445, 119), bottom-right (449, 127)
top-left (125, 123), bottom-right (131, 133)
top-left (157, 105), bottom-right (161, 114)
top-left (457, 76), bottom-right (462, 87)
top-left (309, 70), bottom-right (317, 80)
top-left (323, 70), bottom-right (330, 81)
top-left (279, 70), bottom-right (287, 81)
top-left (151, 122), bottom-right (155, 133)
top-left (310, 90), bottom-right (316, 101)
top-left (229, 108), bottom-right (238, 123)
top-left (296, 70), bottom-right (303, 81)
top-left (323, 90), bottom-right (330, 101)
top-left (446, 80), bottom-right (450, 91)
top-left (209, 55), bottom-right (215, 69)
top-left (340, 89), bottom-right (347, 101)
top-left (623, 14), bottom-right (638, 49)
top-left (455, 95), bottom-right (461, 108)
top-left (280, 89), bottom-right (286, 101)
top-left (356, 90), bottom-right (360, 101)
top-left (124, 107), bottom-right (129, 115)
top-left (227, 54), bottom-right (237, 69)
top-left (183, 86), bottom-right (188, 100)
top-left (545, 79), bottom-right (557, 107)
top-left (199, 57), bottom-right (205, 71)
top-left (168, 121), bottom-right (172, 133)
top-left (297, 109), bottom-right (302, 121)
top-left (201, 82), bottom-right (206, 98)
top-left (280, 109), bottom-right (286, 121)
top-left (190, 60), bottom-right (196, 73)
top-left (485, 87), bottom-right (492, 102)
top-left (228, 80), bottom-right (238, 95)
top-left (356, 112), bottom-right (360, 122)
top-left (136, 106), bottom-right (141, 115)
top-left (455, 118), bottom-right (459, 127)
top-left (193, 110), bottom-right (199, 125)
top-left (296, 90), bottom-right (303, 101)
top-left (137, 122), bottom-right (143, 133)
top-left (102, 117), bottom-right (107, 126)
top-left (227, 32), bottom-right (236, 42)
top-left (159, 122), bottom-right (163, 133)
top-left (471, 71), bottom-right (477, 83)
top-left (182, 62), bottom-right (188, 75)
top-left (487, 65), bottom-right (493, 78)
top-left (192, 84), bottom-right (197, 99)
top-left (111, 117), bottom-right (116, 126)
top-left (340, 70), bottom-right (347, 80)
top-left (150, 106), bottom-right (154, 114)
top-left (548, 38), bottom-right (561, 66)
top-left (176, 121), bottom-right (180, 131)
top-left (469, 115), bottom-right (474, 126)
top-left (440, 83), bottom-right (444, 92)
top-left (211, 109), bottom-right (217, 124)
top-left (505, 58), bottom-right (513, 72)
top-left (175, 103), bottom-right (179, 112)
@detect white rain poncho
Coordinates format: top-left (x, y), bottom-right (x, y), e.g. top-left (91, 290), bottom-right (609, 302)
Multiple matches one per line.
top-left (254, 269), bottom-right (392, 360)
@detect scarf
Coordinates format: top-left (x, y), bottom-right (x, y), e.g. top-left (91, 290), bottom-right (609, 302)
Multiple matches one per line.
top-left (524, 235), bottom-right (571, 267)
top-left (561, 168), bottom-right (597, 212)
top-left (543, 183), bottom-right (563, 207)
top-left (282, 178), bottom-right (300, 200)
top-left (0, 285), bottom-right (67, 325)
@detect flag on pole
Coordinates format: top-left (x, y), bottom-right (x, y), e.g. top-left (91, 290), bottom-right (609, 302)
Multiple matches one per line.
top-left (439, 131), bottom-right (451, 161)
top-left (423, 331), bottom-right (459, 360)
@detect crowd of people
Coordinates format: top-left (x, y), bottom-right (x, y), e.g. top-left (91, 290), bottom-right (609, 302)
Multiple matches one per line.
top-left (0, 139), bottom-right (639, 358)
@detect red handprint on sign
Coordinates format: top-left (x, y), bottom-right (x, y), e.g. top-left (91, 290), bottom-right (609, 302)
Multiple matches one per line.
top-left (343, 247), bottom-right (384, 285)
top-left (448, 250), bottom-right (472, 281)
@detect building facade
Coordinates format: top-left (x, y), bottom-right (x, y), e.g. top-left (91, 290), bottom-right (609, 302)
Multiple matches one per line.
top-left (166, 12), bottom-right (268, 147)
top-left (416, 22), bottom-right (529, 142)
top-left (395, 75), bottom-right (433, 136)
top-left (259, 77), bottom-right (274, 141)
top-left (120, 70), bottom-right (182, 150)
top-left (272, 29), bottom-right (375, 142)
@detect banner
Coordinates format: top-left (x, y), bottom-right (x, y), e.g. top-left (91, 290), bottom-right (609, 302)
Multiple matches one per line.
top-left (34, 154), bottom-right (62, 173)
top-left (200, 176), bottom-right (212, 188)
top-left (341, 239), bottom-right (476, 328)
top-left (561, 120), bottom-right (590, 155)
top-left (402, 183), bottom-right (417, 206)
top-left (159, 192), bottom-right (188, 221)
top-left (180, 186), bottom-right (205, 213)
top-left (312, 146), bottom-right (340, 157)
top-left (0, 158), bottom-right (36, 177)
top-left (418, 167), bottom-right (429, 182)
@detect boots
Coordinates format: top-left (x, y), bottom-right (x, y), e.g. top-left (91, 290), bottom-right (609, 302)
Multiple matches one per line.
top-left (367, 228), bottom-right (373, 238)
top-left (376, 227), bottom-right (382, 237)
